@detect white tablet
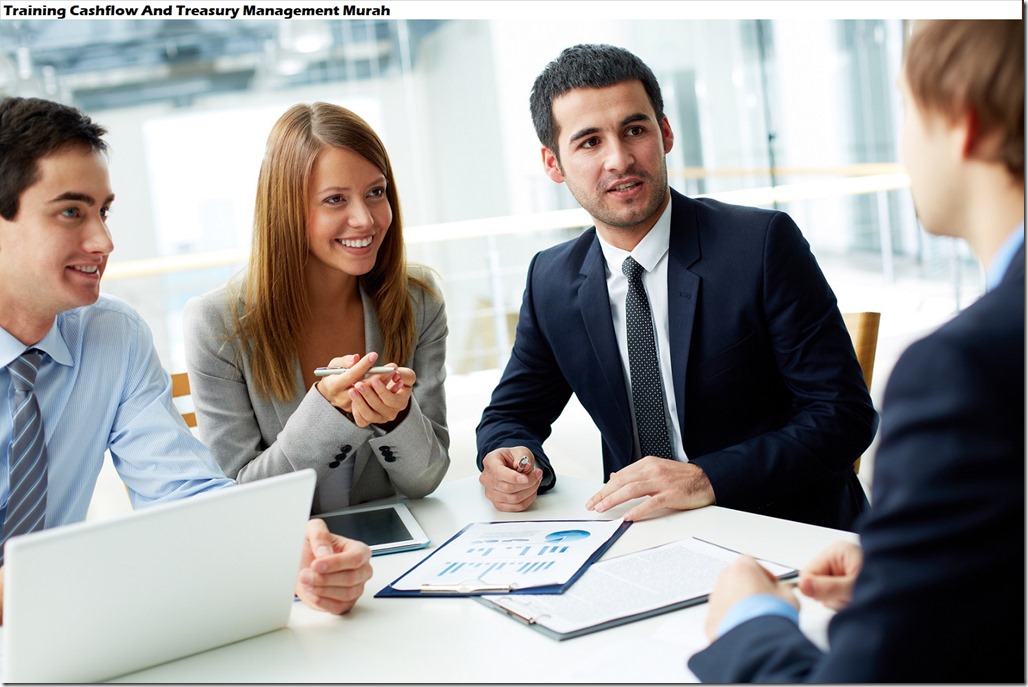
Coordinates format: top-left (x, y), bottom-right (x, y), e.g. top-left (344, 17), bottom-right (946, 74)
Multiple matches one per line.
top-left (315, 501), bottom-right (430, 555)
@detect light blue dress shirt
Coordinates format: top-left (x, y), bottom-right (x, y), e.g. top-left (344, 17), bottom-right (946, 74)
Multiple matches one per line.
top-left (987, 225), bottom-right (1024, 291)
top-left (716, 592), bottom-right (799, 637)
top-left (1, 295), bottom-right (234, 533)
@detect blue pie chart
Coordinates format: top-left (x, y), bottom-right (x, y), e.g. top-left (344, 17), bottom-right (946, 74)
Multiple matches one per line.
top-left (545, 529), bottom-right (591, 542)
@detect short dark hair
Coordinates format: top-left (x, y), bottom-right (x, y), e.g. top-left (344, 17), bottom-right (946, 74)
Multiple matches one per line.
top-left (529, 44), bottom-right (665, 156)
top-left (0, 97), bottom-right (108, 220)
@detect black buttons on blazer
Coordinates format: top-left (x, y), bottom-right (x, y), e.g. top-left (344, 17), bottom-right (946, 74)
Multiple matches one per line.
top-left (329, 444), bottom-right (352, 469)
top-left (380, 446), bottom-right (396, 463)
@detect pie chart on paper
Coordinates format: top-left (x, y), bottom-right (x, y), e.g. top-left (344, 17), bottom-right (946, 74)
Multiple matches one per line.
top-left (544, 529), bottom-right (591, 542)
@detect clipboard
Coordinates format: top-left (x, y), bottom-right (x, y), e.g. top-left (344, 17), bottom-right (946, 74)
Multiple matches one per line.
top-left (473, 536), bottom-right (799, 639)
top-left (375, 519), bottom-right (632, 597)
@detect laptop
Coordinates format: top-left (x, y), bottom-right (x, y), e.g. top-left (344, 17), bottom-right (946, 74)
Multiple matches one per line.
top-left (2, 468), bottom-right (316, 683)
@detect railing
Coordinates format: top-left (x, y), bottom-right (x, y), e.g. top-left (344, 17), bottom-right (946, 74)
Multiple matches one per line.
top-left (101, 166), bottom-right (980, 375)
top-left (105, 165), bottom-right (911, 281)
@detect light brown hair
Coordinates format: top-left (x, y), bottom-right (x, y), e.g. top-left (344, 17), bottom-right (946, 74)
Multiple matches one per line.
top-left (237, 102), bottom-right (435, 401)
top-left (904, 19), bottom-right (1024, 179)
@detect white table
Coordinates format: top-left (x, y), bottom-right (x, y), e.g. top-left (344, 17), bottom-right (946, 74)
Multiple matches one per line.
top-left (113, 475), bottom-right (853, 683)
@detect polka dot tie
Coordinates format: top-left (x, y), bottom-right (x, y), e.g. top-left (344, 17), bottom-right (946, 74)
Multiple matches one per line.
top-left (622, 257), bottom-right (674, 460)
top-left (1, 349), bottom-right (49, 566)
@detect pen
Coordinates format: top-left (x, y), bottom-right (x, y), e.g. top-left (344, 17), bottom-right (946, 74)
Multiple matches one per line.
top-left (314, 366), bottom-right (394, 377)
top-left (515, 455), bottom-right (530, 473)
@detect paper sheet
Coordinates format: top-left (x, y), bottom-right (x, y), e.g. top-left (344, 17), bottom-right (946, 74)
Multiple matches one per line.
top-left (482, 536), bottom-right (796, 636)
top-left (389, 519), bottom-right (626, 592)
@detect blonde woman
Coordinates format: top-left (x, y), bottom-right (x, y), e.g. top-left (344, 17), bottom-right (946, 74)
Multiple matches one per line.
top-left (183, 103), bottom-right (449, 513)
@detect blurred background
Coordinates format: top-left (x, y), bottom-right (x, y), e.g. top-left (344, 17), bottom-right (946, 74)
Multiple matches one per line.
top-left (0, 6), bottom-right (1001, 513)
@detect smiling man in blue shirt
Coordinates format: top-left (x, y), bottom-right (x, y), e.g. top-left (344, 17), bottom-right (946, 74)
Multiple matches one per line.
top-left (0, 96), bottom-right (374, 622)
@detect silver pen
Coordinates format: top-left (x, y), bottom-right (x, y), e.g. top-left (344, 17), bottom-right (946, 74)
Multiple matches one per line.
top-left (314, 366), bottom-right (394, 377)
top-left (514, 455), bottom-right (531, 473)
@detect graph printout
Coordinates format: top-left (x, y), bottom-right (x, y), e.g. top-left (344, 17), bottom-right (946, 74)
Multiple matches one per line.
top-left (388, 519), bottom-right (627, 592)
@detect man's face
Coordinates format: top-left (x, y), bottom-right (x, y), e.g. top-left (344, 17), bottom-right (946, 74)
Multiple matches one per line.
top-left (542, 80), bottom-right (674, 249)
top-left (0, 145), bottom-right (114, 340)
top-left (899, 72), bottom-right (961, 238)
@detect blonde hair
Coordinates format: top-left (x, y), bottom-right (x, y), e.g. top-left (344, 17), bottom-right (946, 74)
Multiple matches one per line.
top-left (237, 102), bottom-right (434, 400)
top-left (904, 20), bottom-right (1024, 179)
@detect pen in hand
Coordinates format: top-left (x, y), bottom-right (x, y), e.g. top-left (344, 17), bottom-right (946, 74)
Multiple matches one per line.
top-left (514, 455), bottom-right (530, 474)
top-left (314, 366), bottom-right (394, 378)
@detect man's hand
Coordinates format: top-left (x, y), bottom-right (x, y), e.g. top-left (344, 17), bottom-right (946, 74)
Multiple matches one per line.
top-left (295, 519), bottom-right (373, 615)
top-left (585, 456), bottom-right (715, 521)
top-left (704, 555), bottom-right (799, 641)
top-left (479, 447), bottom-right (543, 511)
top-left (797, 540), bottom-right (863, 611)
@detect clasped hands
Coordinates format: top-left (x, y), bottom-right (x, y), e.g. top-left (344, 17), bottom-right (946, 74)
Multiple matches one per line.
top-left (702, 539), bottom-right (864, 641)
top-left (315, 352), bottom-right (415, 428)
top-left (480, 449), bottom-right (715, 521)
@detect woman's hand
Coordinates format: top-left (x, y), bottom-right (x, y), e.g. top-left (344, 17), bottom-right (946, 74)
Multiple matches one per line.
top-left (315, 352), bottom-right (415, 428)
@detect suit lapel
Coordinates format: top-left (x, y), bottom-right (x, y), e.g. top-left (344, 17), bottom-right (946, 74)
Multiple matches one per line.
top-left (667, 191), bottom-right (701, 434)
top-left (577, 238), bottom-right (634, 448)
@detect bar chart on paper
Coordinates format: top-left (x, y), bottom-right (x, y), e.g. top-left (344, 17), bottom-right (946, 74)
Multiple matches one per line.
top-left (438, 559), bottom-right (558, 578)
top-left (384, 519), bottom-right (628, 593)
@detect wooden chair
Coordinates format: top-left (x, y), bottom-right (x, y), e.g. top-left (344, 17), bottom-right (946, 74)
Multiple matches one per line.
top-left (171, 371), bottom-right (197, 429)
top-left (842, 311), bottom-right (881, 473)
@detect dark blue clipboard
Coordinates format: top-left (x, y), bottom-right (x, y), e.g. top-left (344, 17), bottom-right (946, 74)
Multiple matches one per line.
top-left (375, 519), bottom-right (632, 598)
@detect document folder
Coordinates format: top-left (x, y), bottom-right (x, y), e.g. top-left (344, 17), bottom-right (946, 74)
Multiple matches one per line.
top-left (474, 536), bottom-right (799, 639)
top-left (376, 519), bottom-right (631, 598)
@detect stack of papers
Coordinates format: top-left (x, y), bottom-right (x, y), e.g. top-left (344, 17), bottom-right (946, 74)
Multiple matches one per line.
top-left (477, 537), bottom-right (798, 639)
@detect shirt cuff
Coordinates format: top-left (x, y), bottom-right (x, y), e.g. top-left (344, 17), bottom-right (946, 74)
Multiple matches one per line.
top-left (716, 593), bottom-right (799, 637)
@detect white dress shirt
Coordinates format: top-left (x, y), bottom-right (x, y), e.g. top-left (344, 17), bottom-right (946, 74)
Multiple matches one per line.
top-left (596, 200), bottom-right (688, 462)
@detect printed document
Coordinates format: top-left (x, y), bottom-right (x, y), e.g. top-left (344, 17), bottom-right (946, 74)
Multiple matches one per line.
top-left (386, 519), bottom-right (627, 593)
top-left (478, 536), bottom-right (797, 639)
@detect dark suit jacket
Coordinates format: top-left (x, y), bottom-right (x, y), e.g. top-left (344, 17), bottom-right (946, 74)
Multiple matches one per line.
top-left (477, 190), bottom-right (878, 530)
top-left (688, 247), bottom-right (1025, 682)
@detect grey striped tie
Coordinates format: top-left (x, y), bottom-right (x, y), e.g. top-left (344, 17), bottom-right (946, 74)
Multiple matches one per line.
top-left (2, 349), bottom-right (48, 565)
top-left (622, 257), bottom-right (674, 460)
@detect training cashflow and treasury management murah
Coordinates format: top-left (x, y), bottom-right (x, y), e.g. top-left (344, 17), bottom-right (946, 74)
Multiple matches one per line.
top-left (1, 3), bottom-right (393, 19)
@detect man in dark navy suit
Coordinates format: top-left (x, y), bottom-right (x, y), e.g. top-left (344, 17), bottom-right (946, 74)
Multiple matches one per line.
top-left (689, 19), bottom-right (1024, 682)
top-left (476, 44), bottom-right (877, 530)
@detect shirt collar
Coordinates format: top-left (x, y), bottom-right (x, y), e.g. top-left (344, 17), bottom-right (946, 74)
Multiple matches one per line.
top-left (0, 316), bottom-right (73, 369)
top-left (597, 195), bottom-right (673, 275)
top-left (987, 224), bottom-right (1024, 291)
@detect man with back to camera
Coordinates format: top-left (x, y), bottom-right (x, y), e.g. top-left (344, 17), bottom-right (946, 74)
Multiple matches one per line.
top-left (0, 95), bottom-right (373, 622)
top-left (476, 43), bottom-right (878, 530)
top-left (689, 19), bottom-right (1024, 682)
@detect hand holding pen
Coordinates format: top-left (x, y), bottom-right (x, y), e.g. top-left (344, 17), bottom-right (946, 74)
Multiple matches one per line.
top-left (478, 447), bottom-right (541, 513)
top-left (314, 352), bottom-right (416, 428)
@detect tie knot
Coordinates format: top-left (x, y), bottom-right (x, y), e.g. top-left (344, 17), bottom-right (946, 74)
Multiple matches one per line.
top-left (9, 349), bottom-right (44, 392)
top-left (622, 256), bottom-right (645, 282)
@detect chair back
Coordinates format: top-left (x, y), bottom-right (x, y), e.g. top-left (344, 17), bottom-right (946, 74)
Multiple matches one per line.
top-left (842, 311), bottom-right (881, 473)
top-left (171, 372), bottom-right (197, 429)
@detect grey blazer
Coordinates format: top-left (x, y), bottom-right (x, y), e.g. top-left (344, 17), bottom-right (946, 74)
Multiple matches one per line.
top-left (182, 266), bottom-right (450, 513)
